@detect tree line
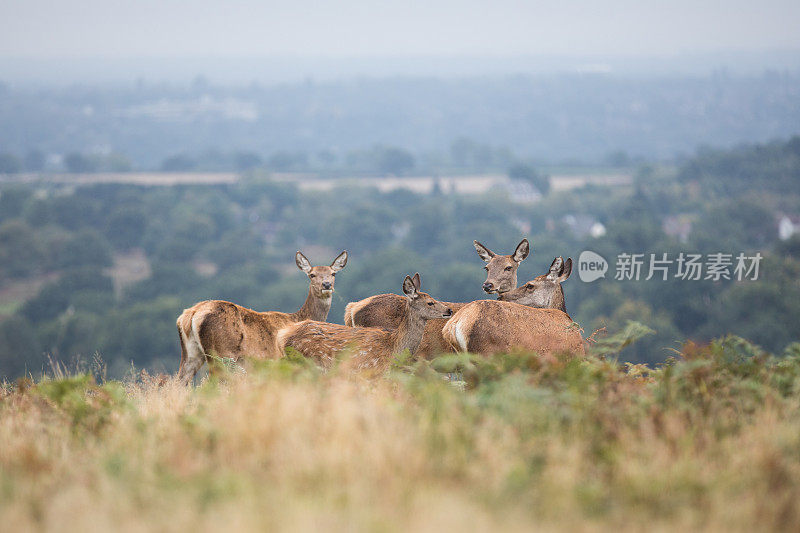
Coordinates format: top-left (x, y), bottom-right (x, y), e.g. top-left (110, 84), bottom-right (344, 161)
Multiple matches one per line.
top-left (0, 136), bottom-right (799, 378)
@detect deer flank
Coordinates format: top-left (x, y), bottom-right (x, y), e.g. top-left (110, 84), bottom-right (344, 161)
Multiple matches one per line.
top-left (343, 239), bottom-right (530, 359)
top-left (280, 274), bottom-right (452, 374)
top-left (442, 300), bottom-right (584, 359)
top-left (176, 250), bottom-right (348, 384)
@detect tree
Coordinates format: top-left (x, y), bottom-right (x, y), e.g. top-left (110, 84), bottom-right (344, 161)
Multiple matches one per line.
top-left (267, 151), bottom-right (307, 172)
top-left (105, 153), bottom-right (132, 172)
top-left (234, 151), bottom-right (262, 171)
top-left (0, 152), bottom-right (22, 173)
top-left (105, 207), bottom-right (147, 250)
top-left (160, 154), bottom-right (196, 172)
top-left (0, 220), bottom-right (45, 279)
top-left (64, 152), bottom-right (97, 173)
top-left (98, 296), bottom-right (184, 372)
top-left (0, 186), bottom-right (33, 222)
top-left (0, 316), bottom-right (42, 379)
top-left (508, 163), bottom-right (550, 194)
top-left (54, 229), bottom-right (114, 270)
top-left (21, 268), bottom-right (114, 324)
top-left (24, 149), bottom-right (46, 172)
top-left (604, 150), bottom-right (631, 167)
top-left (377, 147), bottom-right (415, 176)
top-left (321, 203), bottom-right (395, 254)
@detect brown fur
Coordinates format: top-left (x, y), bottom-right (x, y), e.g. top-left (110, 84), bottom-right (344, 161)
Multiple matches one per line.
top-left (344, 295), bottom-right (467, 358)
top-left (442, 300), bottom-right (585, 358)
top-left (176, 251), bottom-right (347, 384)
top-left (343, 239), bottom-right (530, 359)
top-left (280, 275), bottom-right (452, 374)
top-left (344, 293), bottom-right (409, 328)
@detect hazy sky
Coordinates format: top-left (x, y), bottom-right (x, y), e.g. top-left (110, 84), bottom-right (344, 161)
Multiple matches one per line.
top-left (2, 0), bottom-right (799, 58)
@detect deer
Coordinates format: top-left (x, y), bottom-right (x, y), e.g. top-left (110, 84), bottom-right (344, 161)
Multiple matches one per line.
top-left (277, 273), bottom-right (452, 374)
top-left (342, 238), bottom-right (530, 358)
top-left (498, 256), bottom-right (573, 316)
top-left (176, 250), bottom-right (348, 384)
top-left (441, 257), bottom-right (584, 359)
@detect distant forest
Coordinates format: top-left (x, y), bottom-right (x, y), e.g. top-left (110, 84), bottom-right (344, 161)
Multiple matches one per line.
top-left (1, 136), bottom-right (799, 379)
top-left (1, 72), bottom-right (799, 171)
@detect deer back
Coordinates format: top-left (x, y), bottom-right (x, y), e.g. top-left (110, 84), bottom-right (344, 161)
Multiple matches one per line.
top-left (279, 320), bottom-right (402, 373)
top-left (443, 300), bottom-right (584, 357)
top-left (345, 294), bottom-right (465, 359)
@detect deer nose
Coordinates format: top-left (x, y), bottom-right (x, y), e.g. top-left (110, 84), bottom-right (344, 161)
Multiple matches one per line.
top-left (482, 282), bottom-right (494, 292)
top-left (322, 281), bottom-right (332, 290)
top-left (443, 308), bottom-right (453, 317)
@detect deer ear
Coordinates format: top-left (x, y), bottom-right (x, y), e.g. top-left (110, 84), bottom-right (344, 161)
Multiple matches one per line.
top-left (330, 250), bottom-right (348, 272)
top-left (412, 272), bottom-right (421, 290)
top-left (546, 256), bottom-right (563, 280)
top-left (295, 251), bottom-right (312, 273)
top-left (558, 258), bottom-right (573, 282)
top-left (473, 240), bottom-right (495, 262)
top-left (513, 239), bottom-right (530, 262)
top-left (402, 275), bottom-right (418, 298)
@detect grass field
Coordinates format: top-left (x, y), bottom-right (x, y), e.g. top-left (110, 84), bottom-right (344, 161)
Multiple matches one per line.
top-left (1, 170), bottom-right (634, 194)
top-left (2, 330), bottom-right (800, 532)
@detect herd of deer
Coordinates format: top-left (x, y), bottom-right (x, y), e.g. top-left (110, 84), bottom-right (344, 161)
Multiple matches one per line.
top-left (176, 239), bottom-right (584, 384)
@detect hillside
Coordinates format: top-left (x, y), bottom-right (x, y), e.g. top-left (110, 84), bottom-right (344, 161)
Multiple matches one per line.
top-left (2, 337), bottom-right (799, 531)
top-left (1, 137), bottom-right (800, 378)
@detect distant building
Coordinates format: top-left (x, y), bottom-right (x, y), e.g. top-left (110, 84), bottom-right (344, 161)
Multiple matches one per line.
top-left (120, 95), bottom-right (258, 122)
top-left (562, 214), bottom-right (606, 239)
top-left (778, 215), bottom-right (800, 241)
top-left (510, 217), bottom-right (532, 235)
top-left (589, 222), bottom-right (607, 238)
top-left (391, 221), bottom-right (411, 241)
top-left (663, 214), bottom-right (694, 243)
top-left (498, 179), bottom-right (542, 205)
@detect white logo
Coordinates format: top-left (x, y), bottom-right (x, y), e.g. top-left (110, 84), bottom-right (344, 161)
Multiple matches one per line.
top-left (578, 250), bottom-right (608, 282)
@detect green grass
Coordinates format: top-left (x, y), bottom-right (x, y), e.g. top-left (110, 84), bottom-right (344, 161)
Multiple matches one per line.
top-left (2, 332), bottom-right (800, 531)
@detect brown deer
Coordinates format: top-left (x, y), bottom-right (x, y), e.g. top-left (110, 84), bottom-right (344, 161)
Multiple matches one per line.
top-left (441, 257), bottom-right (583, 359)
top-left (176, 250), bottom-right (348, 384)
top-left (342, 239), bottom-right (529, 358)
top-left (277, 273), bottom-right (452, 374)
top-left (498, 256), bottom-right (573, 316)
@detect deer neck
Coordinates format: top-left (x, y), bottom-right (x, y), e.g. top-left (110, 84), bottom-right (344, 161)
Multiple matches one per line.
top-left (494, 273), bottom-right (518, 300)
top-left (291, 286), bottom-right (332, 322)
top-left (552, 289), bottom-right (566, 313)
top-left (390, 303), bottom-right (428, 356)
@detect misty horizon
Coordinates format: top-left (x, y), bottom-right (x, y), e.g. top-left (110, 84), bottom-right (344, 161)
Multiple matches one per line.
top-left (2, 49), bottom-right (800, 86)
top-left (2, 0), bottom-right (800, 85)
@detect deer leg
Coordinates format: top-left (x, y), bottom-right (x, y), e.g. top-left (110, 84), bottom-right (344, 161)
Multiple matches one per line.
top-left (178, 339), bottom-right (207, 385)
top-left (179, 356), bottom-right (205, 385)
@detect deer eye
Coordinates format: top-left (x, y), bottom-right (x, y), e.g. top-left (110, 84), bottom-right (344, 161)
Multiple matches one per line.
top-left (504, 266), bottom-right (513, 271)
top-left (331, 272), bottom-right (336, 276)
top-left (427, 301), bottom-right (435, 306)
top-left (484, 266), bottom-right (489, 271)
top-left (527, 283), bottom-right (535, 288)
top-left (309, 273), bottom-right (316, 278)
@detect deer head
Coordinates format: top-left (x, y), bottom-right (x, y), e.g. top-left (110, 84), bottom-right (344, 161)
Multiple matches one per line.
top-left (474, 238), bottom-right (530, 294)
top-left (498, 256), bottom-right (572, 311)
top-left (296, 250), bottom-right (348, 298)
top-left (403, 273), bottom-right (452, 319)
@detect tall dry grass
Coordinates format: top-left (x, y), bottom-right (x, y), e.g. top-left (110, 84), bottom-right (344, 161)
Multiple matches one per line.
top-left (2, 335), bottom-right (800, 532)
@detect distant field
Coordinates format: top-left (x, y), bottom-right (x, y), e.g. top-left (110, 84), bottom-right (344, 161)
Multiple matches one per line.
top-left (3, 172), bottom-right (239, 186)
top-left (0, 274), bottom-right (57, 318)
top-left (2, 171), bottom-right (633, 193)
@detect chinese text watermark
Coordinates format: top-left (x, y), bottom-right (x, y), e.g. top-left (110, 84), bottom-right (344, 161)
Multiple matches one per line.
top-left (578, 251), bottom-right (762, 282)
